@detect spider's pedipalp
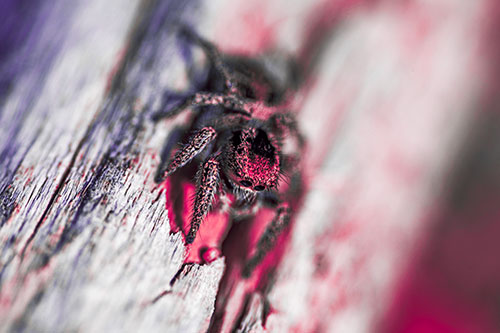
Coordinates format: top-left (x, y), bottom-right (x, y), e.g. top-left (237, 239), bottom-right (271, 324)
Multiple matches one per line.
top-left (242, 204), bottom-right (291, 278)
top-left (164, 127), bottom-right (216, 178)
top-left (186, 157), bottom-right (221, 244)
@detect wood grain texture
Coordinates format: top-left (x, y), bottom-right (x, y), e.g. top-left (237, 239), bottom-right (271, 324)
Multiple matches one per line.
top-left (1, 1), bottom-right (225, 332)
top-left (0, 0), bottom-right (492, 332)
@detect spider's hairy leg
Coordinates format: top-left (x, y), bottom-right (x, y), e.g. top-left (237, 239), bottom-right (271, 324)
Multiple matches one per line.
top-left (191, 92), bottom-right (253, 115)
top-left (208, 114), bottom-right (247, 132)
top-left (151, 91), bottom-right (193, 121)
top-left (186, 157), bottom-right (220, 244)
top-left (163, 127), bottom-right (217, 178)
top-left (242, 204), bottom-right (291, 278)
top-left (153, 92), bottom-right (253, 122)
top-left (267, 112), bottom-right (305, 147)
top-left (180, 26), bottom-right (238, 93)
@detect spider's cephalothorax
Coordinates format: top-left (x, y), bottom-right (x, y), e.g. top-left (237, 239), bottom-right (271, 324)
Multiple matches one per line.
top-left (225, 128), bottom-right (280, 191)
top-left (155, 27), bottom-right (304, 277)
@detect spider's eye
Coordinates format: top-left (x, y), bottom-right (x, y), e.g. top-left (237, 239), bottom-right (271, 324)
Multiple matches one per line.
top-left (254, 185), bottom-right (265, 191)
top-left (240, 180), bottom-right (252, 187)
top-left (252, 129), bottom-right (275, 159)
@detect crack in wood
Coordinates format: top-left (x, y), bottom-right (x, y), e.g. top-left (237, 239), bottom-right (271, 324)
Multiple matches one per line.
top-left (20, 127), bottom-right (91, 260)
top-left (150, 289), bottom-right (173, 305)
top-left (169, 263), bottom-right (195, 287)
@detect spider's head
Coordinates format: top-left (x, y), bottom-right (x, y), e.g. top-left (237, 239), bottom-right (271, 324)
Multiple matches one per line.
top-left (226, 128), bottom-right (280, 192)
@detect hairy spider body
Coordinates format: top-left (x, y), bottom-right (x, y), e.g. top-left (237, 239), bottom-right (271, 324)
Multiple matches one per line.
top-left (156, 27), bottom-right (304, 277)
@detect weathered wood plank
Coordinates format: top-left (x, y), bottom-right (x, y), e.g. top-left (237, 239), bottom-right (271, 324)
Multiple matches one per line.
top-left (1, 1), bottom-right (228, 331)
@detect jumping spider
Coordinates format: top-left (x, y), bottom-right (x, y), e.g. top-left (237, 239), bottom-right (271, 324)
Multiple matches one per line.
top-left (155, 27), bottom-right (304, 277)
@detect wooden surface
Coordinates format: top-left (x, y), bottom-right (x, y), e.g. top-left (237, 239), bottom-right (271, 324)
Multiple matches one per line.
top-left (0, 0), bottom-right (496, 332)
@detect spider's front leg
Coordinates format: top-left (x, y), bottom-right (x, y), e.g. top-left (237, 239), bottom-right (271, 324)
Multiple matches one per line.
top-left (186, 157), bottom-right (221, 244)
top-left (152, 91), bottom-right (255, 121)
top-left (267, 112), bottom-right (305, 148)
top-left (162, 127), bottom-right (216, 178)
top-left (242, 204), bottom-right (291, 278)
top-left (180, 26), bottom-right (241, 94)
top-left (190, 92), bottom-right (253, 116)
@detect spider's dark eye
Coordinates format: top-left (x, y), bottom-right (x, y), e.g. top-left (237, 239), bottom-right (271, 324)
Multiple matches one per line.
top-left (240, 180), bottom-right (252, 187)
top-left (232, 131), bottom-right (242, 147)
top-left (252, 129), bottom-right (275, 159)
top-left (254, 185), bottom-right (265, 191)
